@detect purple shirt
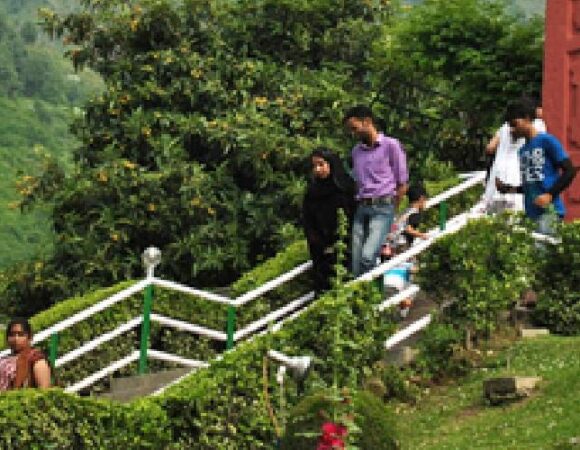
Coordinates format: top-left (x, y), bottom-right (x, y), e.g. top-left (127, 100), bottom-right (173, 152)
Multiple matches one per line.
top-left (351, 133), bottom-right (409, 199)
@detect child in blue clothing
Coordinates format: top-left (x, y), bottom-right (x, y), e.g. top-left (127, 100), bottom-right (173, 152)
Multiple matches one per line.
top-left (383, 184), bottom-right (429, 317)
top-left (497, 97), bottom-right (576, 235)
top-left (381, 184), bottom-right (429, 259)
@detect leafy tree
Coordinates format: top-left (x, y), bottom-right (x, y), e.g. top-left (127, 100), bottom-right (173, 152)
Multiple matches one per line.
top-left (371, 0), bottom-right (544, 168)
top-left (10, 0), bottom-right (395, 308)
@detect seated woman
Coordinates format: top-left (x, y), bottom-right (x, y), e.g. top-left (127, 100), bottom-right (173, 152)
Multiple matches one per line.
top-left (303, 148), bottom-right (356, 292)
top-left (0, 318), bottom-right (51, 391)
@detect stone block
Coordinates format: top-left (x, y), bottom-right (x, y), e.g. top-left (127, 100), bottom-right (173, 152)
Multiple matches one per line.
top-left (385, 346), bottom-right (419, 367)
top-left (520, 328), bottom-right (550, 338)
top-left (484, 376), bottom-right (541, 404)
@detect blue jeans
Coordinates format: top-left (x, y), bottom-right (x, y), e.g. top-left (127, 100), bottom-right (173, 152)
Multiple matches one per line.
top-left (351, 202), bottom-right (395, 277)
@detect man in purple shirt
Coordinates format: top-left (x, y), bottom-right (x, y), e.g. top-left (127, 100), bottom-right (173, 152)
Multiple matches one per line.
top-left (343, 105), bottom-right (409, 277)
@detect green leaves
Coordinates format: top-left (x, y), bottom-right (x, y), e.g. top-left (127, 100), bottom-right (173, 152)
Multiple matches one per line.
top-left (418, 214), bottom-right (538, 335)
top-left (533, 223), bottom-right (580, 335)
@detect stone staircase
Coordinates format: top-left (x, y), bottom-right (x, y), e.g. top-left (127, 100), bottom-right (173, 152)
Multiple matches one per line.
top-left (99, 367), bottom-right (191, 402)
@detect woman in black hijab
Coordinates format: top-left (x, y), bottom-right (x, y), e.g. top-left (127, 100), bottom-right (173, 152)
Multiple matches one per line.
top-left (303, 148), bottom-right (356, 292)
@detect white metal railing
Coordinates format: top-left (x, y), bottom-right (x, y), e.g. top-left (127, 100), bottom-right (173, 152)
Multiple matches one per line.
top-left (232, 261), bottom-right (314, 307)
top-left (65, 351), bottom-right (140, 393)
top-left (425, 171), bottom-right (486, 209)
top-left (385, 315), bottom-right (433, 350)
top-left (37, 280), bottom-right (149, 346)
top-left (147, 350), bottom-right (210, 369)
top-left (150, 313), bottom-right (228, 342)
top-left (0, 280), bottom-right (149, 359)
top-left (55, 317), bottom-right (143, 368)
top-left (234, 291), bottom-right (316, 341)
top-left (3, 171), bottom-right (493, 395)
top-left (151, 278), bottom-right (234, 306)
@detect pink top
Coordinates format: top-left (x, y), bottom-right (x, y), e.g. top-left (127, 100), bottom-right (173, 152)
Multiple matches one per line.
top-left (0, 355), bottom-right (17, 391)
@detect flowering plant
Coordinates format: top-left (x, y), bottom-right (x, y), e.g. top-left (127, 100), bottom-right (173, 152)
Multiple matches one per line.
top-left (316, 421), bottom-right (347, 450)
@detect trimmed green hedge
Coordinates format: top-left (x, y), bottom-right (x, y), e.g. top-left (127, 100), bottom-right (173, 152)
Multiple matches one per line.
top-left (0, 390), bottom-right (170, 449)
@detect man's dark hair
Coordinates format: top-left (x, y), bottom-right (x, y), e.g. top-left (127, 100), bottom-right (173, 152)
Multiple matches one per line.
top-left (343, 105), bottom-right (374, 123)
top-left (407, 183), bottom-right (427, 203)
top-left (505, 97), bottom-right (536, 123)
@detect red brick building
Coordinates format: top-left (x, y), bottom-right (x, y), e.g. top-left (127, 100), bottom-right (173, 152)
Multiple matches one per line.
top-left (543, 0), bottom-right (580, 220)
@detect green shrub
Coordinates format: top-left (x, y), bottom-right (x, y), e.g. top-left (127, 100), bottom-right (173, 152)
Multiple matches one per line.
top-left (365, 363), bottom-right (419, 404)
top-left (0, 390), bottom-right (170, 449)
top-left (414, 319), bottom-right (469, 380)
top-left (533, 222), bottom-right (580, 335)
top-left (418, 214), bottom-right (538, 336)
top-left (280, 390), bottom-right (398, 450)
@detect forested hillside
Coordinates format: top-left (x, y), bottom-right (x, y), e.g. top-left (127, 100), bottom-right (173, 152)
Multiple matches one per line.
top-left (0, 1), bottom-right (102, 268)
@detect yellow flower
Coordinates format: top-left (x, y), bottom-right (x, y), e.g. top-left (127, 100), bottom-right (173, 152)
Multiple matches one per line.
top-left (207, 207), bottom-right (216, 216)
top-left (147, 203), bottom-right (156, 212)
top-left (130, 19), bottom-right (139, 32)
top-left (123, 160), bottom-right (137, 170)
top-left (190, 198), bottom-right (201, 206)
top-left (190, 68), bottom-right (203, 79)
top-left (254, 96), bottom-right (268, 106)
top-left (110, 233), bottom-right (119, 242)
top-left (97, 171), bottom-right (108, 183)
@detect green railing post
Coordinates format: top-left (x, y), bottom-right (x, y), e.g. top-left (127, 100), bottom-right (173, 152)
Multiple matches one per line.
top-left (439, 201), bottom-right (448, 231)
top-left (48, 333), bottom-right (59, 368)
top-left (374, 276), bottom-right (385, 298)
top-left (226, 306), bottom-right (237, 350)
top-left (139, 284), bottom-right (154, 375)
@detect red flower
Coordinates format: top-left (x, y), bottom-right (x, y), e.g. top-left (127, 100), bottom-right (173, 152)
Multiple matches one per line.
top-left (316, 422), bottom-right (347, 450)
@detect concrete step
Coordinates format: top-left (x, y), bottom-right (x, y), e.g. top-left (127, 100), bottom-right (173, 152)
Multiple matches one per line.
top-left (100, 367), bottom-right (191, 402)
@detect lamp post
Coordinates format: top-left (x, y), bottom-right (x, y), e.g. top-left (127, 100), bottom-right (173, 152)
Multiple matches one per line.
top-left (265, 350), bottom-right (313, 447)
top-left (267, 350), bottom-right (312, 381)
top-left (139, 246), bottom-right (161, 374)
top-left (141, 246), bottom-right (162, 278)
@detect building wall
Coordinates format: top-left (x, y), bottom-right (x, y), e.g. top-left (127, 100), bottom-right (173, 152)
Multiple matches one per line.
top-left (543, 0), bottom-right (580, 220)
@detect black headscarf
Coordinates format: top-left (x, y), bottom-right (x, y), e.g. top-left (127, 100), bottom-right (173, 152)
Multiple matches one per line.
top-left (307, 148), bottom-right (355, 199)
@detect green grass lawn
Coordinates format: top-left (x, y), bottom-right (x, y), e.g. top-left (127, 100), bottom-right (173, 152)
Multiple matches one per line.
top-left (397, 335), bottom-right (580, 449)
